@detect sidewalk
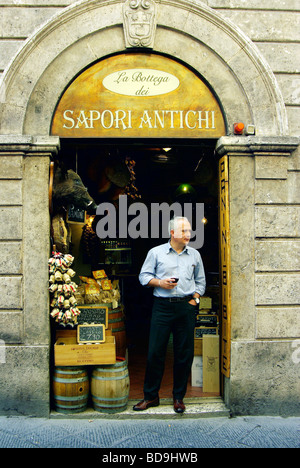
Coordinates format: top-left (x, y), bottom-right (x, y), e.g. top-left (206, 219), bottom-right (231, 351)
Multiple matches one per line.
top-left (0, 410), bottom-right (299, 448)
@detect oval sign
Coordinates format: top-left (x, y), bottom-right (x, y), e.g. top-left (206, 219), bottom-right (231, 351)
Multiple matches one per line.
top-left (102, 69), bottom-right (180, 97)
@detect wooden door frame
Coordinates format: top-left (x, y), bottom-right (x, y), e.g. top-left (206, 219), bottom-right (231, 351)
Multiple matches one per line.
top-left (219, 155), bottom-right (231, 379)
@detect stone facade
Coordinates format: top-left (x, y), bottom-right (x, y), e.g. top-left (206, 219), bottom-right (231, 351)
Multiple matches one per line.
top-left (216, 137), bottom-right (299, 415)
top-left (0, 0), bottom-right (299, 416)
top-left (1, 1), bottom-right (299, 135)
top-left (0, 137), bottom-right (59, 416)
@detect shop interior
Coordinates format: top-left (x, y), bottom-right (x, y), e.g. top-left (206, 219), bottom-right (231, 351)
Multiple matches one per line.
top-left (50, 138), bottom-right (221, 406)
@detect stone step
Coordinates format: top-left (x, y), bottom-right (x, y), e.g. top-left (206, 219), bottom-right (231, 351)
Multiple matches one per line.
top-left (51, 398), bottom-right (230, 420)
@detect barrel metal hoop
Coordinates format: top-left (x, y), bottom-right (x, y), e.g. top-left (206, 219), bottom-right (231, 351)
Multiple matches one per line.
top-left (91, 395), bottom-right (128, 402)
top-left (54, 368), bottom-right (87, 375)
top-left (54, 394), bottom-right (88, 401)
top-left (93, 366), bottom-right (126, 373)
top-left (108, 318), bottom-right (123, 324)
top-left (93, 402), bottom-right (127, 408)
top-left (54, 403), bottom-right (87, 410)
top-left (92, 373), bottom-right (129, 381)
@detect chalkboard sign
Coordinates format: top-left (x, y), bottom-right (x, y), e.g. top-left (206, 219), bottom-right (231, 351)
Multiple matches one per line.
top-left (77, 305), bottom-right (108, 328)
top-left (196, 315), bottom-right (218, 327)
top-left (77, 324), bottom-right (105, 344)
top-left (67, 204), bottom-right (86, 224)
top-left (194, 327), bottom-right (218, 339)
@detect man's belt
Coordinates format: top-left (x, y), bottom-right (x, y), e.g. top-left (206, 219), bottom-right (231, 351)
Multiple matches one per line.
top-left (158, 295), bottom-right (194, 303)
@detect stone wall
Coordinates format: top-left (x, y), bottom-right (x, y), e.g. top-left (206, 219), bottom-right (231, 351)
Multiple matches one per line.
top-left (252, 145), bottom-right (299, 415)
top-left (217, 136), bottom-right (299, 415)
top-left (0, 137), bottom-right (59, 416)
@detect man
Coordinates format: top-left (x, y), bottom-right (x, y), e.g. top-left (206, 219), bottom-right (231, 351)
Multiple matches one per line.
top-left (133, 216), bottom-right (206, 414)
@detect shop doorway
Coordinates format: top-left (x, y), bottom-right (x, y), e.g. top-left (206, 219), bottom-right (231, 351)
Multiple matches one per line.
top-left (50, 138), bottom-right (222, 407)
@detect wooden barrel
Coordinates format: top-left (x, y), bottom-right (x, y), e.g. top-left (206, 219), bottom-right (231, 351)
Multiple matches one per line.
top-left (53, 367), bottom-right (89, 414)
top-left (91, 358), bottom-right (130, 413)
top-left (108, 306), bottom-right (126, 358)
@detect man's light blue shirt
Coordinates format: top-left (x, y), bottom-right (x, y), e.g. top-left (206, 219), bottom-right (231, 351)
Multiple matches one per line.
top-left (139, 242), bottom-right (206, 298)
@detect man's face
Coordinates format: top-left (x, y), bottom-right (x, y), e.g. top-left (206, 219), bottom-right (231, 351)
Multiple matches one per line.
top-left (172, 219), bottom-right (191, 247)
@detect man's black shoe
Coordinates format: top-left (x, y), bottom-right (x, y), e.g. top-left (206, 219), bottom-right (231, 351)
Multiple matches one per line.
top-left (173, 399), bottom-right (186, 413)
top-left (133, 397), bottom-right (160, 411)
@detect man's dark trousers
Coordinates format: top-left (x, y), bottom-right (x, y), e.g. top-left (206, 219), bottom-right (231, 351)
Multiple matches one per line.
top-left (143, 297), bottom-right (196, 401)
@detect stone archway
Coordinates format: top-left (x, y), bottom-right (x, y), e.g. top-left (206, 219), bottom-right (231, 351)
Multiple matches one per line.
top-left (0, 0), bottom-right (288, 138)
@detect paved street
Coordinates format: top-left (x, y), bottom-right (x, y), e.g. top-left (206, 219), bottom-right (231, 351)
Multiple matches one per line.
top-left (0, 414), bottom-right (299, 449)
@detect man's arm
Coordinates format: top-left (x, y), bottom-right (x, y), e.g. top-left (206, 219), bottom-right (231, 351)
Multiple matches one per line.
top-left (139, 249), bottom-right (156, 287)
top-left (194, 253), bottom-right (206, 296)
top-left (148, 278), bottom-right (177, 290)
top-left (189, 253), bottom-right (206, 305)
top-left (139, 250), bottom-right (177, 290)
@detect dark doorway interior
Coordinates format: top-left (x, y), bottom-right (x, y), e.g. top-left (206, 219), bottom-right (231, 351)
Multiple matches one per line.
top-left (52, 139), bottom-right (220, 401)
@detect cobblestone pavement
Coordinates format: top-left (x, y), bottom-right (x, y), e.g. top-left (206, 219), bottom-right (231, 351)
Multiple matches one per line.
top-left (0, 414), bottom-right (299, 449)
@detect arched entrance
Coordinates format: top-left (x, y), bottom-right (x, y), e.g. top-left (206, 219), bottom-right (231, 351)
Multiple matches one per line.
top-left (49, 49), bottom-right (227, 405)
top-left (0, 0), bottom-right (287, 137)
top-left (0, 0), bottom-right (298, 417)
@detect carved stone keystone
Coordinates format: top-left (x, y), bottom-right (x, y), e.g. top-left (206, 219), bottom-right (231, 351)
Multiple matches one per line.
top-left (123, 0), bottom-right (157, 48)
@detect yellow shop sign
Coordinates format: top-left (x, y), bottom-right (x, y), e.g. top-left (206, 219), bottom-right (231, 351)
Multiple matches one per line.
top-left (51, 53), bottom-right (226, 139)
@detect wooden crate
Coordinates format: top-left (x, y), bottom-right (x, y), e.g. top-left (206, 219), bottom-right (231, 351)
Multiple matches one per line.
top-left (54, 335), bottom-right (116, 366)
top-left (55, 328), bottom-right (112, 340)
top-left (194, 327), bottom-right (219, 356)
top-left (194, 338), bottom-right (202, 356)
top-left (203, 334), bottom-right (220, 393)
top-left (55, 329), bottom-right (76, 340)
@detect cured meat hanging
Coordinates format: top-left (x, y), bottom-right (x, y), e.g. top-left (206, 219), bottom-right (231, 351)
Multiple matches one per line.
top-left (49, 249), bottom-right (81, 326)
